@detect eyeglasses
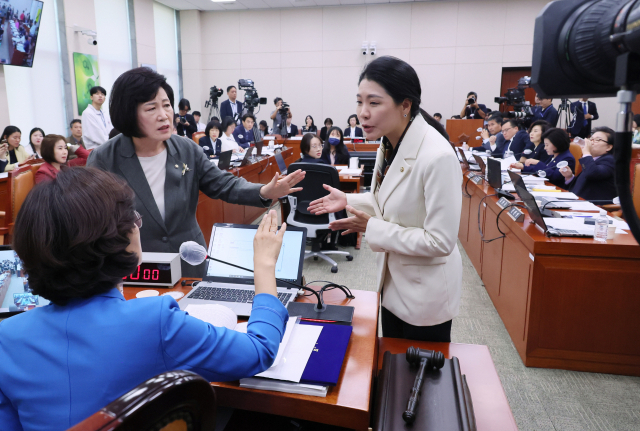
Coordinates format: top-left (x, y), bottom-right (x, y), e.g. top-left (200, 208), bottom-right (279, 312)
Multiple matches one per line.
top-left (502, 127), bottom-right (514, 133)
top-left (589, 137), bottom-right (609, 145)
top-left (310, 144), bottom-right (323, 149)
top-left (134, 211), bottom-right (143, 229)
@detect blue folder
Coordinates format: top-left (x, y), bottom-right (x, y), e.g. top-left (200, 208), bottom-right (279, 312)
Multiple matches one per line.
top-left (299, 321), bottom-right (353, 386)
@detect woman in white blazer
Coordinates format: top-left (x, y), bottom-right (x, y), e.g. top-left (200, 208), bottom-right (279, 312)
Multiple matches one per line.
top-left (309, 57), bottom-right (463, 341)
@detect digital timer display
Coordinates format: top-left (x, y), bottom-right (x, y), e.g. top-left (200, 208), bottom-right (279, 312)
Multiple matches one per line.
top-left (123, 263), bottom-right (173, 284)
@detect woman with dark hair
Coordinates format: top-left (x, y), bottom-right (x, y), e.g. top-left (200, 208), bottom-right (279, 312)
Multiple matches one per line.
top-left (87, 67), bottom-right (304, 277)
top-left (560, 126), bottom-right (616, 201)
top-left (301, 115), bottom-right (317, 134)
top-left (0, 167), bottom-right (289, 431)
top-left (308, 56), bottom-right (462, 342)
top-left (35, 134), bottom-right (90, 183)
top-left (220, 115), bottom-right (244, 154)
top-left (344, 114), bottom-right (363, 139)
top-left (174, 98), bottom-right (198, 139)
top-left (27, 127), bottom-right (44, 158)
top-left (298, 133), bottom-right (326, 164)
top-left (319, 118), bottom-right (333, 141)
top-left (321, 126), bottom-right (350, 165)
top-left (200, 120), bottom-right (223, 159)
top-left (258, 120), bottom-right (269, 139)
top-left (510, 120), bottom-right (551, 168)
top-left (2, 125), bottom-right (35, 172)
top-left (522, 128), bottom-right (575, 188)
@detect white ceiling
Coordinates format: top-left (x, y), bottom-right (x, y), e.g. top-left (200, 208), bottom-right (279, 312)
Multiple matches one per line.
top-left (155, 0), bottom-right (440, 12)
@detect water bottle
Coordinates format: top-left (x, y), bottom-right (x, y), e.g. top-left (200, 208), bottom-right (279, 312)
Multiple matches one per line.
top-left (594, 210), bottom-right (608, 243)
top-left (503, 150), bottom-right (514, 159)
top-left (485, 149), bottom-right (492, 157)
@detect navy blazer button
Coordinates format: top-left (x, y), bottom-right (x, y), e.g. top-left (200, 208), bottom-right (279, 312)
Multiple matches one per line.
top-left (162, 237), bottom-right (168, 243)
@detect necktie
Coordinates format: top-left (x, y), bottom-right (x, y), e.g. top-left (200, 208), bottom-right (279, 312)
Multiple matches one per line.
top-left (583, 103), bottom-right (588, 127)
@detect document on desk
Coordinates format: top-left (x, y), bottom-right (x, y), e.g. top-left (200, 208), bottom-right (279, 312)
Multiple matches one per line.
top-left (501, 156), bottom-right (517, 170)
top-left (235, 318), bottom-right (297, 368)
top-left (543, 217), bottom-right (627, 234)
top-left (339, 168), bottom-right (362, 176)
top-left (558, 213), bottom-right (630, 232)
top-left (530, 191), bottom-right (579, 200)
top-left (560, 201), bottom-right (603, 211)
top-left (255, 323), bottom-right (322, 382)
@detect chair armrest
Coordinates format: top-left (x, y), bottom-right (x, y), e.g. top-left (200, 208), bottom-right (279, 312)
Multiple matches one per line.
top-left (602, 204), bottom-right (621, 212)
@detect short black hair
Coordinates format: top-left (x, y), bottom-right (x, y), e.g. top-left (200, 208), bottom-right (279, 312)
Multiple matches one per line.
top-left (590, 126), bottom-right (615, 154)
top-left (274, 97), bottom-right (282, 105)
top-left (178, 98), bottom-right (191, 112)
top-left (108, 128), bottom-right (121, 140)
top-left (300, 133), bottom-right (322, 156)
top-left (259, 120), bottom-right (268, 131)
top-left (90, 86), bottom-right (106, 96)
top-left (324, 118), bottom-right (333, 127)
top-left (541, 128), bottom-right (570, 153)
top-left (221, 116), bottom-right (236, 134)
top-left (527, 120), bottom-right (550, 135)
top-left (205, 121), bottom-right (222, 138)
top-left (192, 111), bottom-right (201, 117)
top-left (487, 113), bottom-right (503, 124)
top-left (242, 113), bottom-right (255, 123)
top-left (502, 119), bottom-right (518, 129)
top-left (467, 91), bottom-right (477, 98)
top-left (211, 116), bottom-right (220, 123)
top-left (433, 113), bottom-right (442, 118)
top-left (70, 119), bottom-right (81, 127)
top-left (109, 67), bottom-right (175, 138)
top-left (41, 134), bottom-right (66, 164)
top-left (227, 85), bottom-right (236, 93)
top-left (347, 114), bottom-right (359, 126)
top-left (13, 167), bottom-right (139, 306)
top-left (1, 125), bottom-right (21, 141)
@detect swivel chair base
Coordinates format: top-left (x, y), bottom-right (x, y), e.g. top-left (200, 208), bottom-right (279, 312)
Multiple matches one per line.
top-left (305, 250), bottom-right (353, 273)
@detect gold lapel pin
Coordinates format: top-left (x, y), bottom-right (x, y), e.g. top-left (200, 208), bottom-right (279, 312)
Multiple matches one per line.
top-left (175, 164), bottom-right (179, 168)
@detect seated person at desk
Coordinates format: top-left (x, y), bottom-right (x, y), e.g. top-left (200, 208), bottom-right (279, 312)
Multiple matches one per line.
top-left (301, 115), bottom-right (317, 134)
top-left (2, 125), bottom-right (35, 172)
top-left (460, 91), bottom-right (488, 119)
top-left (0, 167), bottom-right (289, 431)
top-left (322, 126), bottom-right (350, 165)
top-left (521, 128), bottom-right (575, 188)
top-left (500, 119), bottom-right (532, 159)
top-left (319, 118), bottom-right (333, 141)
top-left (513, 120), bottom-right (551, 165)
top-left (285, 113), bottom-right (299, 137)
top-left (220, 116), bottom-right (245, 154)
top-left (199, 120), bottom-right (222, 159)
top-left (232, 113), bottom-right (255, 149)
top-left (560, 127), bottom-right (616, 201)
top-left (479, 114), bottom-right (504, 154)
top-left (532, 94), bottom-right (559, 127)
top-left (258, 120), bottom-right (269, 139)
top-left (344, 114), bottom-right (364, 139)
top-left (297, 133), bottom-right (327, 164)
top-left (0, 140), bottom-right (8, 172)
top-left (35, 134), bottom-right (90, 183)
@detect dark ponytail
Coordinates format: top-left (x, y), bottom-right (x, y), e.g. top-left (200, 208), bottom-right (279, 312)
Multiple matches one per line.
top-left (358, 56), bottom-right (449, 141)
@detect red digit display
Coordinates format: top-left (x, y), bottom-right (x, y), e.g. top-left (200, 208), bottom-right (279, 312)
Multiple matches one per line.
top-left (143, 269), bottom-right (151, 280)
top-left (152, 270), bottom-right (159, 280)
top-left (130, 266), bottom-right (140, 280)
top-left (123, 263), bottom-right (173, 284)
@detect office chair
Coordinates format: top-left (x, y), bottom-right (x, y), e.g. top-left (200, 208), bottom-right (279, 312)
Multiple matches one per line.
top-left (66, 370), bottom-right (216, 431)
top-left (285, 162), bottom-right (353, 273)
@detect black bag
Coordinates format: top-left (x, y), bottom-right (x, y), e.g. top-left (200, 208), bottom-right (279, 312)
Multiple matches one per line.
top-left (373, 351), bottom-right (476, 431)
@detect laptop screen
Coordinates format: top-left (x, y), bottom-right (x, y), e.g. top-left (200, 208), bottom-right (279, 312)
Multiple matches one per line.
top-left (507, 171), bottom-right (548, 232)
top-left (275, 152), bottom-right (287, 174)
top-left (486, 157), bottom-right (502, 190)
top-left (457, 148), bottom-right (470, 169)
top-left (205, 224), bottom-right (306, 287)
top-left (472, 155), bottom-right (486, 174)
top-left (0, 247), bottom-right (50, 317)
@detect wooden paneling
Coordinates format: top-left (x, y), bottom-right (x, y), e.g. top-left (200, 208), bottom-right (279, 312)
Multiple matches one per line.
top-left (480, 204), bottom-right (505, 303)
top-left (445, 119), bottom-right (484, 146)
top-left (466, 188), bottom-right (487, 276)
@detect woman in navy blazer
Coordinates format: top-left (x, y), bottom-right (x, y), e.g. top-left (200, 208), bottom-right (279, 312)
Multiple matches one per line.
top-left (344, 114), bottom-right (364, 139)
top-left (522, 128), bottom-right (575, 188)
top-left (0, 167), bottom-right (289, 431)
top-left (322, 126), bottom-right (350, 165)
top-left (297, 133), bottom-right (328, 164)
top-left (199, 121), bottom-right (223, 159)
top-left (560, 127), bottom-right (616, 201)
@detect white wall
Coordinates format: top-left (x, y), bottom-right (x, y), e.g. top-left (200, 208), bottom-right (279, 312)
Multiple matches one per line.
top-left (183, 0), bottom-right (621, 132)
top-left (153, 1), bottom-right (179, 102)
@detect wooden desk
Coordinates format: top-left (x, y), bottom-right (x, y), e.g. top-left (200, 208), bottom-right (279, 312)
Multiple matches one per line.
top-left (377, 338), bottom-right (518, 431)
top-left (122, 283), bottom-right (380, 431)
top-left (270, 137), bottom-right (379, 160)
top-left (458, 165), bottom-right (640, 376)
top-left (445, 119), bottom-right (484, 146)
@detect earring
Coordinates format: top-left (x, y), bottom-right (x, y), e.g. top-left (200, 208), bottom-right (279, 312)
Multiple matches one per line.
top-left (404, 114), bottom-right (407, 117)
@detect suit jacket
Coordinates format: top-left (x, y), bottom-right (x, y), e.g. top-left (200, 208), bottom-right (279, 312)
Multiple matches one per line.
top-left (464, 103), bottom-right (488, 119)
top-left (199, 136), bottom-right (221, 158)
top-left (481, 132), bottom-right (507, 157)
top-left (565, 154), bottom-right (616, 201)
top-left (321, 144), bottom-right (350, 165)
top-left (220, 99), bottom-right (243, 124)
top-left (533, 105), bottom-right (559, 127)
top-left (0, 289), bottom-right (287, 431)
top-left (3, 145), bottom-right (30, 172)
top-left (568, 101), bottom-right (599, 138)
top-left (502, 130), bottom-right (532, 159)
top-left (288, 124), bottom-right (299, 137)
top-left (87, 134), bottom-right (269, 277)
top-left (35, 147), bottom-right (90, 183)
top-left (343, 127), bottom-right (364, 138)
top-left (345, 115), bottom-right (463, 326)
top-left (523, 149), bottom-right (575, 188)
top-left (521, 141), bottom-right (553, 164)
top-left (0, 159), bottom-right (6, 172)
top-left (232, 125), bottom-right (254, 148)
top-left (175, 113), bottom-right (198, 139)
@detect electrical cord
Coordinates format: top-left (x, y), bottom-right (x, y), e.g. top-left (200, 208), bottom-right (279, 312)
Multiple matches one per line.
top-left (463, 172), bottom-right (483, 198)
top-left (481, 203), bottom-right (526, 243)
top-left (302, 280), bottom-right (355, 303)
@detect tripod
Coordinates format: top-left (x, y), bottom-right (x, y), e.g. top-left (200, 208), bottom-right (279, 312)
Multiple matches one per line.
top-left (557, 98), bottom-right (572, 130)
top-left (205, 97), bottom-right (220, 123)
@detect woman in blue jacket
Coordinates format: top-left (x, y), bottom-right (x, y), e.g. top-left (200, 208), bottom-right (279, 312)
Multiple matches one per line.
top-left (522, 128), bottom-right (575, 188)
top-left (0, 167), bottom-right (288, 431)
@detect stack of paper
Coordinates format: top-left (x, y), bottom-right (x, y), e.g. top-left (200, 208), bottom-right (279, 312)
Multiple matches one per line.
top-left (530, 191), bottom-right (579, 200)
top-left (339, 168), bottom-right (362, 176)
top-left (500, 156), bottom-right (517, 170)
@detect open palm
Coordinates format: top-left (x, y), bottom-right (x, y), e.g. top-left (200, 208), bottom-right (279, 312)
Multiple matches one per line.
top-left (307, 185), bottom-right (347, 215)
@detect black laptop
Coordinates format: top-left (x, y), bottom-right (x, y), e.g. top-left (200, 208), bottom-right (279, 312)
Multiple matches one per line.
top-left (472, 154), bottom-right (487, 176)
top-left (254, 141), bottom-right (264, 157)
top-left (486, 157), bottom-right (515, 199)
top-left (274, 152), bottom-right (287, 175)
top-left (217, 150), bottom-right (233, 170)
top-left (457, 148), bottom-right (481, 171)
top-left (232, 146), bottom-right (254, 167)
top-left (507, 171), bottom-right (560, 219)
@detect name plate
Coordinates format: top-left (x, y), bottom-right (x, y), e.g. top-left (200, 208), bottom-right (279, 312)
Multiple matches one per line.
top-left (507, 207), bottom-right (524, 222)
top-left (496, 197), bottom-right (511, 209)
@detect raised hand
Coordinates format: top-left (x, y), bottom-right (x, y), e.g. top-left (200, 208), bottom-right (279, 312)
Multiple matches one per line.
top-left (328, 205), bottom-right (371, 235)
top-left (259, 169), bottom-right (305, 200)
top-left (253, 210), bottom-right (286, 297)
top-left (307, 184), bottom-right (347, 215)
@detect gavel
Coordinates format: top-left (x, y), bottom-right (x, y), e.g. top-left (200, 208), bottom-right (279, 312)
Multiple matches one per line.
top-left (402, 347), bottom-right (445, 424)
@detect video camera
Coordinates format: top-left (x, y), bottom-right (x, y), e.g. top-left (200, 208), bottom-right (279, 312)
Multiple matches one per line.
top-left (278, 101), bottom-right (290, 119)
top-left (204, 86), bottom-right (223, 108)
top-left (238, 79), bottom-right (267, 111)
top-left (495, 76), bottom-right (534, 119)
top-left (531, 0), bottom-right (640, 243)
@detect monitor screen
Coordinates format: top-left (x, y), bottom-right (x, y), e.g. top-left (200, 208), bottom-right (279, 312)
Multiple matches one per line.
top-left (0, 248), bottom-right (49, 316)
top-left (457, 148), bottom-right (469, 169)
top-left (507, 171), bottom-right (547, 231)
top-left (0, 1), bottom-right (44, 67)
top-left (206, 225), bottom-right (305, 285)
top-left (486, 157), bottom-right (502, 190)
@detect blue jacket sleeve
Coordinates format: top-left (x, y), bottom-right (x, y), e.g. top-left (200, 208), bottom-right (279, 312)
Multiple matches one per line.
top-left (579, 155), bottom-right (613, 180)
top-left (0, 385), bottom-right (21, 431)
top-left (160, 294), bottom-right (288, 382)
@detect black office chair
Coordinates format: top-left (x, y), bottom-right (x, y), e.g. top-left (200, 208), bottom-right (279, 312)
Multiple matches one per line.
top-left (285, 162), bottom-right (353, 273)
top-left (67, 370), bottom-right (216, 431)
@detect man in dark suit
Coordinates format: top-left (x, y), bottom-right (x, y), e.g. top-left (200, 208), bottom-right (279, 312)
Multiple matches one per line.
top-left (480, 114), bottom-right (504, 155)
top-left (286, 114), bottom-right (299, 137)
top-left (532, 94), bottom-right (559, 127)
top-left (219, 86), bottom-right (243, 125)
top-left (500, 119), bottom-right (532, 159)
top-left (232, 114), bottom-right (255, 149)
top-left (568, 98), bottom-right (599, 138)
top-left (460, 91), bottom-right (488, 119)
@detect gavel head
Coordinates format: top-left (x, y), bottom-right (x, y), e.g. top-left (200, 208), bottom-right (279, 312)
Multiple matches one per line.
top-left (406, 346), bottom-right (445, 369)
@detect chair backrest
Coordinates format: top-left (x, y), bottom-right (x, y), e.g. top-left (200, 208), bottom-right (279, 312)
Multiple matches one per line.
top-left (192, 132), bottom-right (205, 145)
top-left (67, 370), bottom-right (216, 431)
top-left (8, 165), bottom-right (35, 225)
top-left (569, 143), bottom-right (582, 176)
top-left (288, 162), bottom-right (341, 215)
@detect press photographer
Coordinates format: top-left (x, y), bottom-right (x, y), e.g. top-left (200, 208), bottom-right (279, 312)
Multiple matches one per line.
top-left (271, 97), bottom-right (292, 136)
top-left (174, 98), bottom-right (197, 139)
top-left (460, 91), bottom-right (488, 119)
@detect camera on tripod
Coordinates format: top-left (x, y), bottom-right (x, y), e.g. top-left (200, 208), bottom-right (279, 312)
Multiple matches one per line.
top-left (278, 102), bottom-right (290, 119)
top-left (238, 79), bottom-right (267, 111)
top-left (204, 86), bottom-right (223, 108)
top-left (495, 76), bottom-right (534, 119)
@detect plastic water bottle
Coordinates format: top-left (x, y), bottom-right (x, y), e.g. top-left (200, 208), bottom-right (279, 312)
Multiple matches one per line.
top-left (594, 210), bottom-right (609, 242)
top-left (486, 149), bottom-right (492, 157)
top-left (503, 150), bottom-right (514, 159)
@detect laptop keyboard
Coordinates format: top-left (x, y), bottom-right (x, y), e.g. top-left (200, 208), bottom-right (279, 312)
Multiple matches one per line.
top-left (187, 286), bottom-right (292, 306)
top-left (554, 229), bottom-right (580, 235)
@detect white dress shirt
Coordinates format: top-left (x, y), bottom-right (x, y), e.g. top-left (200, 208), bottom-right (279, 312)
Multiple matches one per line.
top-left (348, 127), bottom-right (357, 138)
top-left (220, 133), bottom-right (242, 153)
top-left (196, 122), bottom-right (206, 133)
top-left (82, 104), bottom-right (112, 149)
